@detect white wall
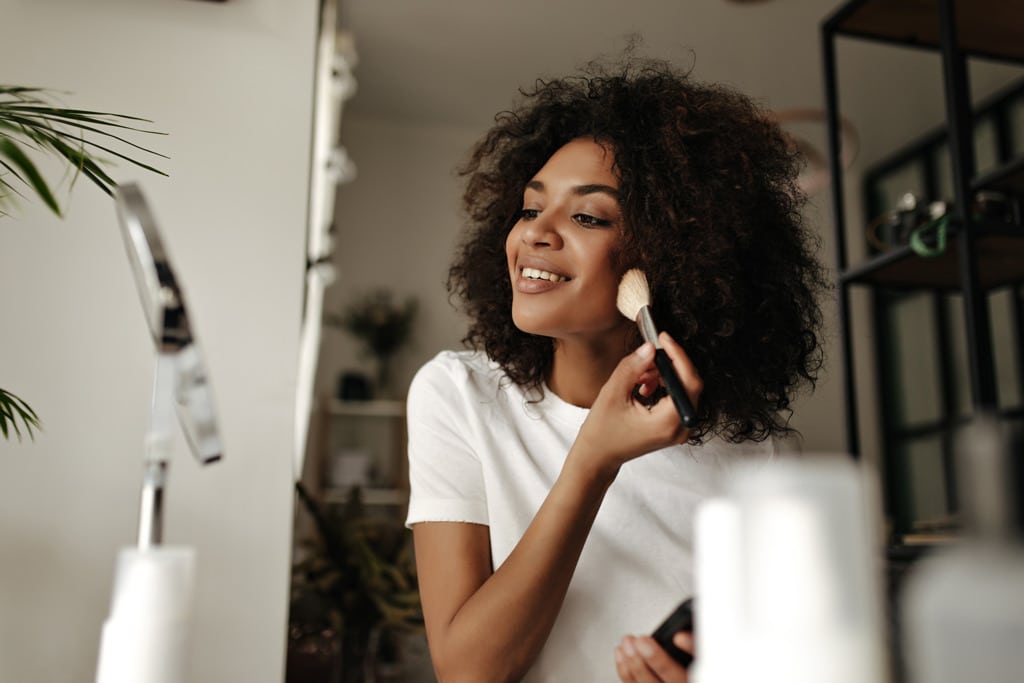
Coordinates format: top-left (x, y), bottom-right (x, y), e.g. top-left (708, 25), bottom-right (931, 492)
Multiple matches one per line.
top-left (317, 114), bottom-right (482, 401)
top-left (0, 0), bottom-right (317, 681)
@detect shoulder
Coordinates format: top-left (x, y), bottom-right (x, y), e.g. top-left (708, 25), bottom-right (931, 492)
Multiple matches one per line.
top-left (416, 349), bottom-right (497, 377)
top-left (410, 349), bottom-right (499, 388)
top-left (408, 350), bottom-right (508, 407)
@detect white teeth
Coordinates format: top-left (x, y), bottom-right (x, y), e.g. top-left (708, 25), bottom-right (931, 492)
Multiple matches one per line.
top-left (522, 267), bottom-right (566, 282)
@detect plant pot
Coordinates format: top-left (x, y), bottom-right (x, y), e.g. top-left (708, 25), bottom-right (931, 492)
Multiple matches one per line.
top-left (338, 371), bottom-right (372, 401)
top-left (286, 622), bottom-right (342, 683)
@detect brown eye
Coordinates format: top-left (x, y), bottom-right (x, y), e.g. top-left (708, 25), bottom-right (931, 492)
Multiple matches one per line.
top-left (574, 213), bottom-right (612, 228)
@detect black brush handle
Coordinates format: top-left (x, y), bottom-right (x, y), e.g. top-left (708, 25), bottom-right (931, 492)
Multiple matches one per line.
top-left (654, 349), bottom-right (698, 429)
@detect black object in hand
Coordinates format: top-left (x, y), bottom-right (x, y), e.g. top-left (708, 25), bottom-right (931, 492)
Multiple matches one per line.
top-left (651, 597), bottom-right (695, 668)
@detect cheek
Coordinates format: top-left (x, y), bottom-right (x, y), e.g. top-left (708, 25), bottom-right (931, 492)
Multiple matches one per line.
top-left (504, 226), bottom-right (519, 270)
top-left (597, 282), bottom-right (625, 323)
top-left (594, 254), bottom-right (627, 321)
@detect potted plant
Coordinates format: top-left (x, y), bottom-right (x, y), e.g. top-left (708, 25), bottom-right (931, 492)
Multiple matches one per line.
top-left (326, 289), bottom-right (417, 399)
top-left (288, 482), bottom-right (422, 682)
top-left (0, 85), bottom-right (166, 440)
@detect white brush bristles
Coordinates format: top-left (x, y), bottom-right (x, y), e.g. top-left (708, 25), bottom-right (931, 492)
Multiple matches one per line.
top-left (616, 268), bottom-right (652, 321)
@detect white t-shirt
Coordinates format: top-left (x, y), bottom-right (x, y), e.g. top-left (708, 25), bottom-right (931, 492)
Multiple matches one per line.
top-left (406, 350), bottom-right (775, 682)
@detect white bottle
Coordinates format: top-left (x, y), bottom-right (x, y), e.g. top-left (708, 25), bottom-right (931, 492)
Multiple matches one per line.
top-left (901, 415), bottom-right (1024, 683)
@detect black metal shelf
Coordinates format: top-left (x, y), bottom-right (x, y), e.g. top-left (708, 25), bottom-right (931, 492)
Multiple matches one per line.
top-left (823, 0), bottom-right (1011, 462)
top-left (822, 0), bottom-right (1023, 562)
top-left (827, 0), bottom-right (1024, 64)
top-left (843, 90), bottom-right (1024, 291)
top-left (884, 406), bottom-right (1024, 442)
top-left (973, 155), bottom-right (1024, 197)
top-left (840, 221), bottom-right (1024, 290)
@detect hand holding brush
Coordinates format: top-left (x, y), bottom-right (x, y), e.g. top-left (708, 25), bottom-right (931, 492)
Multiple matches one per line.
top-left (617, 269), bottom-right (700, 429)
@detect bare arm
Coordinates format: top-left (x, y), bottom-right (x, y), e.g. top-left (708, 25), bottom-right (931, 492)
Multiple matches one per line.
top-left (413, 456), bottom-right (612, 683)
top-left (414, 337), bottom-right (702, 683)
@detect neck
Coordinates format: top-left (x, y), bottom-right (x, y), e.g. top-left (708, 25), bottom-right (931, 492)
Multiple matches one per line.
top-left (547, 331), bottom-right (633, 409)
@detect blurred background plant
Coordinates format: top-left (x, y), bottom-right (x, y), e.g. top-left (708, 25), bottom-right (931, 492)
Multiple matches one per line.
top-left (0, 85), bottom-right (167, 439)
top-left (288, 482), bottom-right (422, 682)
top-left (326, 289), bottom-right (417, 397)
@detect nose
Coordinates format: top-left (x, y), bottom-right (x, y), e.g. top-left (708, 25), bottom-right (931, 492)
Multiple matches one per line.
top-left (519, 209), bottom-right (563, 249)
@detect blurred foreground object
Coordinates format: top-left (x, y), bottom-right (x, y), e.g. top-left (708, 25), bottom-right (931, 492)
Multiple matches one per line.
top-left (901, 415), bottom-right (1024, 683)
top-left (694, 455), bottom-right (888, 683)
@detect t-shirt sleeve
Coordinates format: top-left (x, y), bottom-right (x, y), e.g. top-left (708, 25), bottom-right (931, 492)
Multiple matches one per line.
top-left (405, 354), bottom-right (489, 527)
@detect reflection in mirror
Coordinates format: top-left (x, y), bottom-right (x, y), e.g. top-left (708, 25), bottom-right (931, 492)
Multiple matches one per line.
top-left (286, 1), bottom-right (1024, 681)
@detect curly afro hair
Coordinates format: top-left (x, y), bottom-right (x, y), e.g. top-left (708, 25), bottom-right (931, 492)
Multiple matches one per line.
top-left (447, 56), bottom-right (830, 443)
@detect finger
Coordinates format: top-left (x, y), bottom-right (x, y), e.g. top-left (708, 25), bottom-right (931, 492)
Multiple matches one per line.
top-left (608, 342), bottom-right (656, 398)
top-left (658, 331), bottom-right (703, 406)
top-left (615, 645), bottom-right (637, 682)
top-left (617, 636), bottom-right (661, 683)
top-left (634, 369), bottom-right (661, 398)
top-left (672, 631), bottom-right (695, 654)
top-left (634, 635), bottom-right (690, 682)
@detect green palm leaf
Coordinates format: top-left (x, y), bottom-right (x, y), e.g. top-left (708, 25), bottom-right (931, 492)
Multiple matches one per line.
top-left (0, 85), bottom-right (167, 216)
top-left (0, 137), bottom-right (62, 214)
top-left (1, 86), bottom-right (168, 439)
top-left (0, 388), bottom-right (41, 441)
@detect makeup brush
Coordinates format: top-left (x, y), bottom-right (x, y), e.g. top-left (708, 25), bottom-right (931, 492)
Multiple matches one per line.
top-left (617, 268), bottom-right (699, 429)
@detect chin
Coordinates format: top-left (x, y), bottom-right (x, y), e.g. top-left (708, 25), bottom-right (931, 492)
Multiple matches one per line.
top-left (510, 318), bottom-right (543, 337)
top-left (511, 310), bottom-right (553, 338)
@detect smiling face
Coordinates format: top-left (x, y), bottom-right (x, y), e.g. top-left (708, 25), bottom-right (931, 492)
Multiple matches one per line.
top-left (506, 137), bottom-right (632, 344)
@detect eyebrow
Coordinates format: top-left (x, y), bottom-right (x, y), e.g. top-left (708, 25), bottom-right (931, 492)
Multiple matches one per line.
top-left (525, 180), bottom-right (621, 199)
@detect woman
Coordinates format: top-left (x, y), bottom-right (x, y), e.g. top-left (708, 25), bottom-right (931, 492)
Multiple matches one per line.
top-left (405, 56), bottom-right (828, 682)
